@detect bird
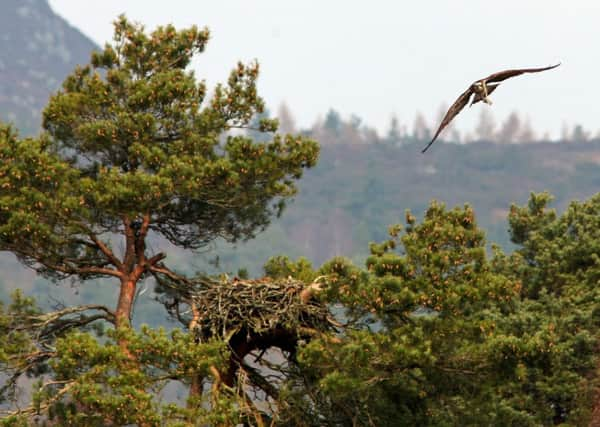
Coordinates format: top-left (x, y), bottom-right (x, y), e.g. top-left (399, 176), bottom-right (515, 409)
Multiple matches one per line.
top-left (421, 63), bottom-right (561, 153)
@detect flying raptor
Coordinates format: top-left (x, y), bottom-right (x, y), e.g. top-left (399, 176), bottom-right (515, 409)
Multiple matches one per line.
top-left (421, 63), bottom-right (561, 153)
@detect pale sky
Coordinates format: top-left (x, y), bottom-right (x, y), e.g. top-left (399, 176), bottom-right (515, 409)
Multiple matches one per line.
top-left (48, 0), bottom-right (598, 139)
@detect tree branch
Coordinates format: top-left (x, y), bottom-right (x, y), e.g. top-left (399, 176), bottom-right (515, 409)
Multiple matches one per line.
top-left (44, 261), bottom-right (123, 278)
top-left (88, 233), bottom-right (123, 270)
top-left (132, 213), bottom-right (152, 281)
top-left (147, 252), bottom-right (166, 266)
top-left (1, 241), bottom-right (123, 279)
top-left (18, 304), bottom-right (116, 336)
top-left (238, 361), bottom-right (280, 407)
top-left (137, 213), bottom-right (151, 254)
top-left (149, 264), bottom-right (192, 285)
top-left (0, 380), bottom-right (76, 419)
top-left (123, 214), bottom-right (136, 273)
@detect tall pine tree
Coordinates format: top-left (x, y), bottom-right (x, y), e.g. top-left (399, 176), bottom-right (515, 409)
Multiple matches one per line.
top-left (0, 16), bottom-right (317, 424)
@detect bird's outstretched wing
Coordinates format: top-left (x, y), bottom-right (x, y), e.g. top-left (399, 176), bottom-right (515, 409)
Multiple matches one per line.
top-left (422, 87), bottom-right (473, 153)
top-left (484, 63), bottom-right (560, 84)
top-left (422, 63), bottom-right (560, 153)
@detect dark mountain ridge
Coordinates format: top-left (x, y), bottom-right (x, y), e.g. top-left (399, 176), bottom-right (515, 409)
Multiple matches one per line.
top-left (0, 0), bottom-right (96, 135)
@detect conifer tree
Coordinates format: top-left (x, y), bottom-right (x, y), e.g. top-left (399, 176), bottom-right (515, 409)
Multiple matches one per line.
top-left (277, 196), bottom-right (600, 426)
top-left (279, 202), bottom-right (518, 426)
top-left (4, 15), bottom-right (317, 329)
top-left (0, 15), bottom-right (317, 424)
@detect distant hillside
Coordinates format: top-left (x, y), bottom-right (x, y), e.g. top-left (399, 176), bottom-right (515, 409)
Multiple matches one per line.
top-left (0, 0), bottom-right (96, 135)
top-left (210, 140), bottom-right (600, 274)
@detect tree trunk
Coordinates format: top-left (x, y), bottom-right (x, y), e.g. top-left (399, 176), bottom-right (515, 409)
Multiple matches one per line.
top-left (115, 277), bottom-right (138, 360)
top-left (591, 399), bottom-right (600, 427)
top-left (115, 277), bottom-right (136, 329)
top-left (187, 301), bottom-right (202, 406)
top-left (188, 375), bottom-right (203, 409)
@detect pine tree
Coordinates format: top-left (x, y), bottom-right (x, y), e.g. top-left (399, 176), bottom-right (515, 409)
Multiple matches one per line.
top-left (572, 124), bottom-right (590, 143)
top-left (385, 114), bottom-right (402, 145)
top-left (281, 202), bottom-right (519, 425)
top-left (0, 15), bottom-right (318, 424)
top-left (412, 112), bottom-right (431, 142)
top-left (277, 101), bottom-right (297, 134)
top-left (474, 108), bottom-right (496, 142)
top-left (28, 15), bottom-right (316, 328)
top-left (498, 111), bottom-right (522, 143)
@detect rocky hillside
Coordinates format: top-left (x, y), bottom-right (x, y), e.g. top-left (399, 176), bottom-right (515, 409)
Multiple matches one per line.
top-left (0, 0), bottom-right (96, 136)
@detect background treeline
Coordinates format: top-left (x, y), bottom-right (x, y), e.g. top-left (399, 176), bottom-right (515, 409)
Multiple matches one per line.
top-left (278, 102), bottom-right (598, 147)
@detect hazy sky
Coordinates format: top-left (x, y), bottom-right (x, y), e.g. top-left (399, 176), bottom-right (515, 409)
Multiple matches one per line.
top-left (48, 0), bottom-right (598, 139)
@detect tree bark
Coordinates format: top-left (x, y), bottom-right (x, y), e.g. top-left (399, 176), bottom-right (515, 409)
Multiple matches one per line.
top-left (114, 276), bottom-right (142, 363)
top-left (588, 344), bottom-right (600, 426)
top-left (115, 277), bottom-right (136, 329)
top-left (188, 376), bottom-right (203, 408)
top-left (591, 399), bottom-right (600, 427)
top-left (187, 301), bottom-right (203, 407)
top-left (115, 214), bottom-right (151, 330)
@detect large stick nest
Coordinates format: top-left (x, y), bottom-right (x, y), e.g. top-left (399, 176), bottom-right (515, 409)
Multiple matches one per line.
top-left (163, 275), bottom-right (336, 341)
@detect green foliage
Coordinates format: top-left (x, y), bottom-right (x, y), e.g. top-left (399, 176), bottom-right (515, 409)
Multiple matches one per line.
top-left (0, 289), bottom-right (243, 425)
top-left (0, 125), bottom-right (89, 278)
top-left (277, 197), bottom-right (600, 426)
top-left (0, 15), bottom-right (318, 285)
top-left (489, 192), bottom-right (600, 424)
top-left (40, 16), bottom-right (318, 251)
top-left (35, 327), bottom-right (235, 426)
top-left (0, 290), bottom-right (40, 404)
top-left (263, 255), bottom-right (317, 282)
top-left (277, 202), bottom-right (516, 425)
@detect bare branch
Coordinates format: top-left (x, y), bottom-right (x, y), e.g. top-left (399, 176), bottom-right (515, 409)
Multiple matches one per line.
top-left (147, 252), bottom-right (166, 266)
top-left (48, 262), bottom-right (123, 278)
top-left (188, 300), bottom-right (201, 331)
top-left (149, 264), bottom-right (192, 285)
top-left (227, 124), bottom-right (272, 133)
top-left (18, 304), bottom-right (116, 336)
top-left (0, 380), bottom-right (76, 419)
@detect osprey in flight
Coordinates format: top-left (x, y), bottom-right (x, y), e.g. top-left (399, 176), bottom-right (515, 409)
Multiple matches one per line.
top-left (421, 63), bottom-right (561, 153)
